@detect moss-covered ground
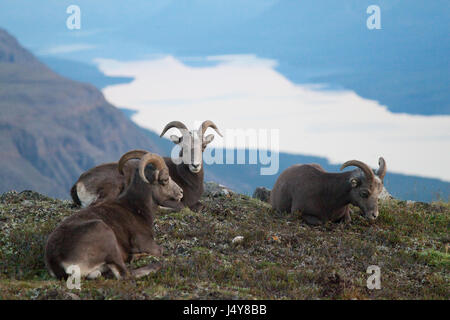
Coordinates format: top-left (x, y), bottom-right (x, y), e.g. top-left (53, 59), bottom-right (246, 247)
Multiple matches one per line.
top-left (0, 190), bottom-right (448, 300)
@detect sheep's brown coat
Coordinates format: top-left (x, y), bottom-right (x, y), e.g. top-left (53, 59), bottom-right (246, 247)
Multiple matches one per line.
top-left (270, 158), bottom-right (387, 225)
top-left (70, 120), bottom-right (222, 211)
top-left (45, 153), bottom-right (183, 280)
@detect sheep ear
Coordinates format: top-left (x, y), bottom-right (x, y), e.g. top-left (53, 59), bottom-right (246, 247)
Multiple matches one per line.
top-left (170, 135), bottom-right (182, 144)
top-left (203, 134), bottom-right (214, 145)
top-left (202, 134), bottom-right (214, 151)
top-left (350, 178), bottom-right (359, 188)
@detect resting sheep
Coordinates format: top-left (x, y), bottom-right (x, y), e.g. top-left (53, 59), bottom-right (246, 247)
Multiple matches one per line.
top-left (270, 157), bottom-right (387, 225)
top-left (158, 120), bottom-right (222, 211)
top-left (45, 151), bottom-right (183, 280)
top-left (70, 120), bottom-right (222, 211)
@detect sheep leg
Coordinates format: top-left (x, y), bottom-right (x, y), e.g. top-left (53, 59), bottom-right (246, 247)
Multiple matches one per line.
top-left (188, 201), bottom-right (203, 212)
top-left (343, 207), bottom-right (352, 224)
top-left (107, 262), bottom-right (130, 280)
top-left (332, 206), bottom-right (352, 224)
top-left (302, 214), bottom-right (323, 226)
top-left (131, 235), bottom-right (163, 257)
top-left (105, 246), bottom-right (131, 280)
top-left (147, 240), bottom-right (163, 257)
top-left (131, 262), bottom-right (162, 278)
top-left (159, 199), bottom-right (185, 211)
top-left (158, 206), bottom-right (177, 213)
top-left (130, 253), bottom-right (150, 262)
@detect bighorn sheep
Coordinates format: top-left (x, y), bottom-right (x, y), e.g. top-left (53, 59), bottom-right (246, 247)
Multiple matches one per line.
top-left (70, 120), bottom-right (222, 211)
top-left (270, 157), bottom-right (387, 225)
top-left (45, 151), bottom-right (183, 280)
top-left (70, 159), bottom-right (139, 208)
top-left (158, 120), bottom-right (222, 211)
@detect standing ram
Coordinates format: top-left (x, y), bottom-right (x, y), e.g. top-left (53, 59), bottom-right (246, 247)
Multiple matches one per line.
top-left (45, 151), bottom-right (183, 280)
top-left (270, 157), bottom-right (387, 225)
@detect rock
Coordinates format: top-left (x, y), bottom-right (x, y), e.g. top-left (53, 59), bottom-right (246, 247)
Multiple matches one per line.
top-left (65, 292), bottom-right (81, 300)
top-left (203, 181), bottom-right (234, 197)
top-left (21, 200), bottom-right (33, 206)
top-left (232, 236), bottom-right (244, 244)
top-left (252, 187), bottom-right (271, 203)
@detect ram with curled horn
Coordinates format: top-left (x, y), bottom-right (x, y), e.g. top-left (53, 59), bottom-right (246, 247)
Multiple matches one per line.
top-left (270, 157), bottom-right (387, 225)
top-left (158, 120), bottom-right (222, 211)
top-left (70, 150), bottom-right (149, 208)
top-left (70, 121), bottom-right (222, 210)
top-left (45, 151), bottom-right (183, 280)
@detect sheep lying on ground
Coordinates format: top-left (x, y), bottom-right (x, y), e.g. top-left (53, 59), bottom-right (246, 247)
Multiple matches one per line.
top-left (270, 157), bottom-right (387, 225)
top-left (70, 120), bottom-right (222, 212)
top-left (45, 151), bottom-right (183, 280)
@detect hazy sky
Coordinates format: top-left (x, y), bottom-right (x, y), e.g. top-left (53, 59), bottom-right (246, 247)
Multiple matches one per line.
top-left (97, 55), bottom-right (450, 182)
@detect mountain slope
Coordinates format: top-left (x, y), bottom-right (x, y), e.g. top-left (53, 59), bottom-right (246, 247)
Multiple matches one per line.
top-left (0, 28), bottom-right (165, 198)
top-left (40, 57), bottom-right (134, 89)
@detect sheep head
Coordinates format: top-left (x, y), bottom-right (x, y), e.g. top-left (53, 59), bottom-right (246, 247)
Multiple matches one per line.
top-left (160, 120), bottom-right (223, 173)
top-left (340, 157), bottom-right (387, 221)
top-left (118, 150), bottom-right (183, 204)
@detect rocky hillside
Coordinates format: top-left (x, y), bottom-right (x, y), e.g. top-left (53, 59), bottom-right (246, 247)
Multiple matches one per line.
top-left (0, 28), bottom-right (165, 198)
top-left (0, 190), bottom-right (448, 300)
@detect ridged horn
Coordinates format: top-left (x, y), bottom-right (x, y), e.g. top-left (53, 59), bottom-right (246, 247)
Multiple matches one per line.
top-left (340, 159), bottom-right (375, 183)
top-left (118, 150), bottom-right (148, 175)
top-left (160, 121), bottom-right (188, 137)
top-left (139, 153), bottom-right (167, 183)
top-left (377, 157), bottom-right (387, 181)
top-left (199, 120), bottom-right (223, 137)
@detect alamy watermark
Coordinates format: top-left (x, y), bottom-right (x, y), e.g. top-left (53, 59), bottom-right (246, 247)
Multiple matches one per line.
top-left (170, 128), bottom-right (280, 176)
top-left (367, 5), bottom-right (381, 30)
top-left (66, 5), bottom-right (81, 30)
top-left (66, 264), bottom-right (81, 290)
top-left (65, 5), bottom-right (381, 31)
top-left (366, 265), bottom-right (381, 290)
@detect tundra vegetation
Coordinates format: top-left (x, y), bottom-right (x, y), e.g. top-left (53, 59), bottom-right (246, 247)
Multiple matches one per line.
top-left (0, 189), bottom-right (448, 299)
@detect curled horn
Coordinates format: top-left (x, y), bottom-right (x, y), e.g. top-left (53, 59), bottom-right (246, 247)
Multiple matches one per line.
top-left (118, 150), bottom-right (148, 175)
top-left (377, 157), bottom-right (387, 181)
top-left (340, 160), bottom-right (375, 183)
top-left (160, 121), bottom-right (188, 137)
top-left (199, 120), bottom-right (223, 138)
top-left (139, 153), bottom-right (167, 183)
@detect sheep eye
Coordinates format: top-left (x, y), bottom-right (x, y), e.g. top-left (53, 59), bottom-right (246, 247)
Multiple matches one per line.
top-left (160, 179), bottom-right (169, 185)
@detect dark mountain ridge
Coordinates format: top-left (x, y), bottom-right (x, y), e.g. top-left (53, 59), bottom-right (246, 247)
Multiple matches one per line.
top-left (0, 28), bottom-right (165, 198)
